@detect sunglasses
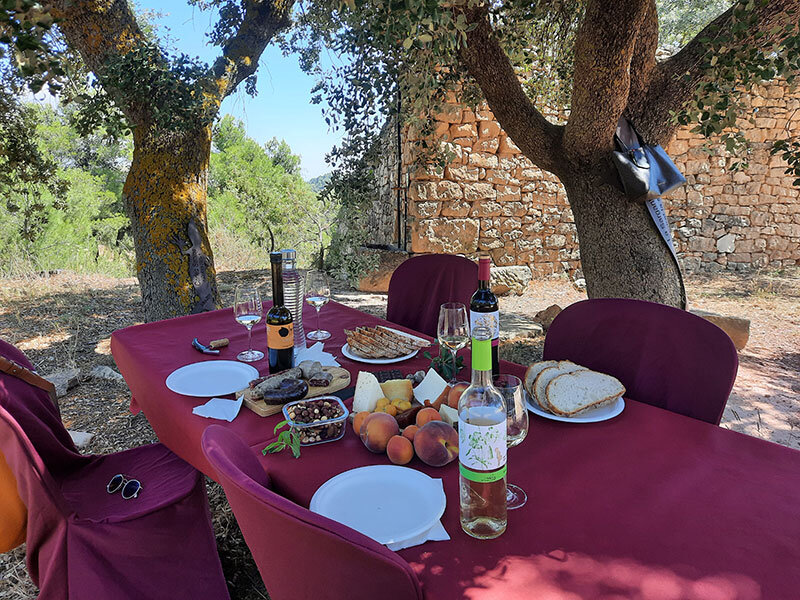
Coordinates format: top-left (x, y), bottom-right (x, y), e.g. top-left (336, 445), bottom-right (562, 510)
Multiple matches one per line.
top-left (106, 474), bottom-right (143, 500)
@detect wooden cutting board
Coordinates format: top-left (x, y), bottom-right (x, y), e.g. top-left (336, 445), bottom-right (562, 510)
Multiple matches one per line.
top-left (241, 366), bottom-right (352, 417)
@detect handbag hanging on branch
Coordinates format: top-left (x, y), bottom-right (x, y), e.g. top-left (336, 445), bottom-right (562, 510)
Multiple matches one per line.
top-left (611, 117), bottom-right (688, 309)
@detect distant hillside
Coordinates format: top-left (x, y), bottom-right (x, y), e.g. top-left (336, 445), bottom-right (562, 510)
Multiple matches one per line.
top-left (308, 172), bottom-right (332, 194)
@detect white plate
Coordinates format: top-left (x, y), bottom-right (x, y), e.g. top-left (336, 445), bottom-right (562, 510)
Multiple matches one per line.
top-left (526, 395), bottom-right (625, 423)
top-left (310, 465), bottom-right (446, 546)
top-left (165, 361), bottom-right (259, 397)
top-left (341, 343), bottom-right (418, 364)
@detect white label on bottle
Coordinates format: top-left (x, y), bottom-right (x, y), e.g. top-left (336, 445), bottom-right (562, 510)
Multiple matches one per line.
top-left (459, 419), bottom-right (506, 471)
top-left (470, 310), bottom-right (499, 340)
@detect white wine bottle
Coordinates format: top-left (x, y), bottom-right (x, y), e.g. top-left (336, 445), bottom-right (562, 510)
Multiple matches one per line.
top-left (458, 326), bottom-right (507, 540)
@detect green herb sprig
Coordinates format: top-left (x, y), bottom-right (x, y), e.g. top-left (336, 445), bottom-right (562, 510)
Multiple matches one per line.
top-left (424, 342), bottom-right (465, 382)
top-left (262, 420), bottom-right (301, 459)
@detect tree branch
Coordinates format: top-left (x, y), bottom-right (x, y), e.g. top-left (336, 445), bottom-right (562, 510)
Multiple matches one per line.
top-left (211, 0), bottom-right (295, 100)
top-left (625, 0), bottom-right (659, 119)
top-left (458, 6), bottom-right (565, 177)
top-left (563, 0), bottom-right (649, 163)
top-left (635, 0), bottom-right (800, 144)
top-left (51, 0), bottom-right (148, 123)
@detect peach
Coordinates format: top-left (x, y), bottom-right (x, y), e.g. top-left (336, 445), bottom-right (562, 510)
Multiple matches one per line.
top-left (352, 411), bottom-right (370, 435)
top-left (402, 424), bottom-right (419, 442)
top-left (413, 421), bottom-right (459, 467)
top-left (447, 382), bottom-right (469, 409)
top-left (359, 412), bottom-right (400, 453)
top-left (416, 407), bottom-right (442, 427)
top-left (386, 435), bottom-right (414, 465)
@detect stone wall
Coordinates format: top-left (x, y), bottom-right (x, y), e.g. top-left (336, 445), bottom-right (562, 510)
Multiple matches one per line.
top-left (396, 80), bottom-right (799, 277)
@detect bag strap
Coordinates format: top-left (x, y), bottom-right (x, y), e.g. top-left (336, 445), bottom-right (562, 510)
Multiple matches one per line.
top-left (645, 198), bottom-right (687, 310)
top-left (0, 356), bottom-right (58, 408)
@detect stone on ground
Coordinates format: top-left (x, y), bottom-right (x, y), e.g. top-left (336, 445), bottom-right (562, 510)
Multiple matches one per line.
top-left (44, 367), bottom-right (80, 398)
top-left (90, 365), bottom-right (125, 382)
top-left (68, 430), bottom-right (94, 449)
top-left (690, 310), bottom-right (750, 350)
top-left (534, 304), bottom-right (562, 330)
top-left (491, 266), bottom-right (532, 296)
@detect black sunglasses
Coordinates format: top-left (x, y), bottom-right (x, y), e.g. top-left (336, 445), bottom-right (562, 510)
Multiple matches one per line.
top-left (106, 474), bottom-right (143, 500)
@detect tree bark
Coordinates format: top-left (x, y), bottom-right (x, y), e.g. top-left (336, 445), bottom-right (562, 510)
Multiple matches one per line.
top-left (124, 127), bottom-right (220, 321)
top-left (562, 169), bottom-right (683, 307)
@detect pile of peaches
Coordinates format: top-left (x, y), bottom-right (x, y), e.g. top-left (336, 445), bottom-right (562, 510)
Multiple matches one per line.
top-left (352, 403), bottom-right (461, 468)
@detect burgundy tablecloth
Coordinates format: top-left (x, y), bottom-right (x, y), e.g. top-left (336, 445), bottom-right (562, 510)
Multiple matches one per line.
top-left (112, 302), bottom-right (800, 599)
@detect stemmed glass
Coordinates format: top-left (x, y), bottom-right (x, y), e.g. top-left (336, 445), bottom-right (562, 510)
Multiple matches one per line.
top-left (437, 302), bottom-right (470, 384)
top-left (493, 374), bottom-right (529, 509)
top-left (234, 287), bottom-right (264, 362)
top-left (305, 271), bottom-right (331, 341)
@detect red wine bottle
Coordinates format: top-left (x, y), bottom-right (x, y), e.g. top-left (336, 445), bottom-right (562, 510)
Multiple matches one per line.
top-left (470, 256), bottom-right (500, 377)
top-left (267, 252), bottom-right (294, 373)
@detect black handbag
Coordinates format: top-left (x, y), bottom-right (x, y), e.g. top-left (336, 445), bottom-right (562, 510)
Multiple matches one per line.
top-left (611, 118), bottom-right (686, 203)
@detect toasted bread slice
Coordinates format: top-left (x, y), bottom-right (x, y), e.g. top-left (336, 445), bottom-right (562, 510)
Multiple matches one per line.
top-left (545, 370), bottom-right (625, 416)
top-left (524, 361), bottom-right (559, 399)
top-left (533, 361), bottom-right (588, 412)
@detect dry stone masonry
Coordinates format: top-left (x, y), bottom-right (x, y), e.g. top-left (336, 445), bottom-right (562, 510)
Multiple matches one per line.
top-left (391, 80), bottom-right (799, 278)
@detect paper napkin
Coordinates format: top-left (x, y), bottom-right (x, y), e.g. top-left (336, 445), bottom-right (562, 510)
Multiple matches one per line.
top-left (192, 396), bottom-right (243, 422)
top-left (295, 342), bottom-right (341, 367)
top-left (387, 478), bottom-right (450, 551)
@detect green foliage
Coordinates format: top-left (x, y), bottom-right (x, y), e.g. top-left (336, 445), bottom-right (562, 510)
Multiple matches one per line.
top-left (658, 0), bottom-right (733, 47)
top-left (423, 343), bottom-right (465, 382)
top-left (0, 104), bottom-right (133, 277)
top-left (263, 420), bottom-right (301, 458)
top-left (208, 115), bottom-right (337, 269)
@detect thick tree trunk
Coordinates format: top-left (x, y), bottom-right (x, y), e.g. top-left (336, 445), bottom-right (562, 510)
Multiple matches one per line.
top-left (123, 127), bottom-right (221, 322)
top-left (563, 171), bottom-right (683, 307)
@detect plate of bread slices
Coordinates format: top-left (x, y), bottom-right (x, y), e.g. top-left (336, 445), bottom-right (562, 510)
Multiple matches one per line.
top-left (342, 326), bottom-right (430, 364)
top-left (523, 360), bottom-right (626, 423)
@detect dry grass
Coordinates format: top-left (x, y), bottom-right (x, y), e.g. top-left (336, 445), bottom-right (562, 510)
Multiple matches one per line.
top-left (0, 267), bottom-right (798, 598)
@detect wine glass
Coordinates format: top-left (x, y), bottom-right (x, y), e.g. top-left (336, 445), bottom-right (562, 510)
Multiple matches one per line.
top-left (493, 374), bottom-right (529, 509)
top-left (234, 287), bottom-right (264, 362)
top-left (305, 271), bottom-right (331, 341)
top-left (437, 302), bottom-right (470, 384)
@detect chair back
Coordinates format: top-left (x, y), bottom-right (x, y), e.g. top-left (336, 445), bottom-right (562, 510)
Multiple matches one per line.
top-left (543, 298), bottom-right (738, 424)
top-left (387, 254), bottom-right (478, 337)
top-left (202, 426), bottom-right (423, 600)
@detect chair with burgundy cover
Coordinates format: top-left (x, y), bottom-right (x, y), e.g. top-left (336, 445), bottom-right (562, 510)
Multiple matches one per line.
top-left (386, 254), bottom-right (478, 337)
top-left (0, 339), bottom-right (230, 600)
top-left (201, 425), bottom-right (423, 600)
top-left (543, 298), bottom-right (738, 425)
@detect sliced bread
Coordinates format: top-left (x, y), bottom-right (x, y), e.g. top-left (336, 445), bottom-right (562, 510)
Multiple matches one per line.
top-left (545, 370), bottom-right (625, 417)
top-left (523, 361), bottom-right (558, 398)
top-left (533, 361), bottom-right (587, 412)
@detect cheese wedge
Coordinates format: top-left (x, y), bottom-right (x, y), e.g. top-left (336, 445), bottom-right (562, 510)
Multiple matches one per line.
top-left (413, 369), bottom-right (448, 405)
top-left (380, 379), bottom-right (413, 403)
top-left (353, 371), bottom-right (384, 413)
top-left (439, 404), bottom-right (459, 428)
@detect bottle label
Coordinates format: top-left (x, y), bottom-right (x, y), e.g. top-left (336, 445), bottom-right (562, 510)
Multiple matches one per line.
top-left (460, 463), bottom-right (507, 483)
top-left (268, 322), bottom-right (294, 350)
top-left (459, 419), bottom-right (506, 471)
top-left (470, 310), bottom-right (499, 341)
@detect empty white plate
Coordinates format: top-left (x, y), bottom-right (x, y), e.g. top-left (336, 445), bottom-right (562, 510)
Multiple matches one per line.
top-left (165, 361), bottom-right (259, 397)
top-left (526, 395), bottom-right (625, 423)
top-left (310, 465), bottom-right (446, 546)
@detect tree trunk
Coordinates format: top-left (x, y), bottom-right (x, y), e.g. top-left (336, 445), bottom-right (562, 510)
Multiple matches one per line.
top-left (563, 170), bottom-right (683, 307)
top-left (123, 127), bottom-right (221, 321)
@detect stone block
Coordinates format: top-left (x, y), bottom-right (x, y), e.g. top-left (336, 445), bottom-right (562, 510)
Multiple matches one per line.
top-left (450, 122), bottom-right (477, 138)
top-left (445, 165), bottom-right (480, 181)
top-left (463, 182), bottom-right (497, 201)
top-left (440, 199), bottom-right (472, 217)
top-left (490, 265), bottom-right (532, 296)
top-left (410, 201), bottom-right (441, 219)
top-left (410, 218), bottom-right (480, 254)
top-left (534, 304), bottom-right (562, 331)
top-left (468, 153), bottom-right (499, 169)
top-left (716, 233), bottom-right (736, 253)
top-left (475, 137), bottom-right (500, 153)
top-left (690, 310), bottom-right (750, 350)
top-left (478, 121), bottom-right (501, 138)
top-left (688, 236), bottom-right (715, 252)
top-left (498, 135), bottom-right (520, 155)
top-left (91, 365), bottom-right (124, 382)
top-left (437, 181), bottom-right (463, 200)
top-left (44, 368), bottom-right (80, 398)
top-left (470, 200), bottom-right (504, 217)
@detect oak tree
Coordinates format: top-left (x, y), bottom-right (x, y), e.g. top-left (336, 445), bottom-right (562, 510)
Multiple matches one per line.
top-left (43, 0), bottom-right (295, 321)
top-left (293, 0), bottom-right (800, 306)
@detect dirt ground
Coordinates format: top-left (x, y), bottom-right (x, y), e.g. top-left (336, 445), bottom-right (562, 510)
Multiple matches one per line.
top-left (0, 268), bottom-right (798, 599)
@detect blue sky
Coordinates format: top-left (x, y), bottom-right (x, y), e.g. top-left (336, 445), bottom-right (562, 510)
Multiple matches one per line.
top-left (144, 2), bottom-right (341, 179)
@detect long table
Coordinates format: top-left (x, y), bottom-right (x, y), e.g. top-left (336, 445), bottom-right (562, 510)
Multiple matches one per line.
top-left (112, 301), bottom-right (800, 599)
